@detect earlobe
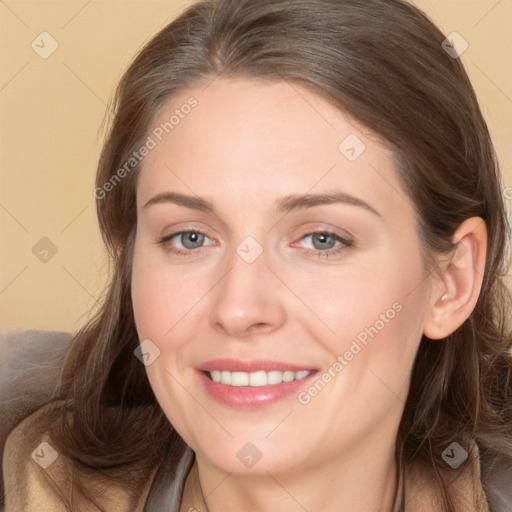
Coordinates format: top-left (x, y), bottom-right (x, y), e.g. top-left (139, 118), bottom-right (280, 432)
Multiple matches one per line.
top-left (422, 217), bottom-right (487, 341)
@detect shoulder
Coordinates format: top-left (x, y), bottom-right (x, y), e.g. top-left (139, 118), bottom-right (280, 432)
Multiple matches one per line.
top-left (404, 440), bottom-right (491, 512)
top-left (3, 400), bottom-right (158, 512)
top-left (3, 401), bottom-right (66, 510)
top-left (480, 449), bottom-right (512, 512)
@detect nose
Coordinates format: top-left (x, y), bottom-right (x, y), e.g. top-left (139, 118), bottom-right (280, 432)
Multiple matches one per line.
top-left (208, 243), bottom-right (287, 339)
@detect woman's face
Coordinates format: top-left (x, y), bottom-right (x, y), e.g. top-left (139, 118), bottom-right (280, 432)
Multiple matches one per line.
top-left (131, 77), bottom-right (433, 475)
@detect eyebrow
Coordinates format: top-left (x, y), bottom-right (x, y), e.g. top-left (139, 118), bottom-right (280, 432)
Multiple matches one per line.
top-left (143, 190), bottom-right (381, 217)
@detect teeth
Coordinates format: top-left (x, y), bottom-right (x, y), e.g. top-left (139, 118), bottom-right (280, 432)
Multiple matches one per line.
top-left (208, 369), bottom-right (312, 386)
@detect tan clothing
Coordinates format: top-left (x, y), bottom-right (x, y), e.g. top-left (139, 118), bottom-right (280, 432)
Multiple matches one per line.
top-left (0, 402), bottom-right (499, 511)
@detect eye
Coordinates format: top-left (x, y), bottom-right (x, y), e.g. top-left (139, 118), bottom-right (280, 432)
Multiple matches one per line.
top-left (156, 229), bottom-right (353, 259)
top-left (156, 230), bottom-right (214, 256)
top-left (296, 231), bottom-right (353, 258)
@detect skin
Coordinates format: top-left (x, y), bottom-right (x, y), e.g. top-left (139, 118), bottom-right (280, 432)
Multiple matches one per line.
top-left (130, 77), bottom-right (487, 512)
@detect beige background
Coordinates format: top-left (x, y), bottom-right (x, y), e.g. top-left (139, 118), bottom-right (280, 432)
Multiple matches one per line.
top-left (1, 0), bottom-right (511, 333)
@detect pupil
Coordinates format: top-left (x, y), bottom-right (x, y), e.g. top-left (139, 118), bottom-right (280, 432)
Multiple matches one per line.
top-left (314, 233), bottom-right (334, 250)
top-left (183, 232), bottom-right (203, 249)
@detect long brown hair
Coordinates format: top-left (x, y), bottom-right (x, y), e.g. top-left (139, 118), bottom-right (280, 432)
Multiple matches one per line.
top-left (38, 0), bottom-right (512, 510)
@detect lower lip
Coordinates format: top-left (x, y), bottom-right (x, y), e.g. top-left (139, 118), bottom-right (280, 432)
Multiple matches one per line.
top-left (196, 370), bottom-right (317, 409)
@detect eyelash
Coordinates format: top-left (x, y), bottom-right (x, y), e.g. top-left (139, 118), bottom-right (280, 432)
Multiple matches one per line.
top-left (155, 229), bottom-right (354, 259)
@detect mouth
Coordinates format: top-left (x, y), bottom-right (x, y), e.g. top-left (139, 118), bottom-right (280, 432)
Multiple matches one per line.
top-left (204, 369), bottom-right (314, 386)
top-left (195, 359), bottom-right (318, 409)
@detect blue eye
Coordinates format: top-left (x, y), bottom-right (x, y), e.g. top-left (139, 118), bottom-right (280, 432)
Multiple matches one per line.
top-left (157, 230), bottom-right (213, 256)
top-left (295, 231), bottom-right (353, 258)
top-left (156, 229), bottom-right (353, 259)
top-left (302, 232), bottom-right (344, 250)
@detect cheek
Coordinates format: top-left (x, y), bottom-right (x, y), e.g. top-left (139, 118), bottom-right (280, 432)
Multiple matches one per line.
top-left (131, 241), bottom-right (185, 340)
top-left (130, 243), bottom-right (197, 429)
top-left (130, 240), bottom-right (208, 381)
top-left (301, 260), bottom-right (423, 345)
top-left (294, 267), bottom-right (427, 448)
top-left (131, 267), bottom-right (168, 340)
top-left (306, 250), bottom-right (427, 388)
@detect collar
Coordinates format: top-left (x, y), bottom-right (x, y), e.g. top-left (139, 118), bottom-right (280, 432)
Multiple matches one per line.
top-left (402, 440), bottom-right (490, 512)
top-left (144, 441), bottom-right (490, 512)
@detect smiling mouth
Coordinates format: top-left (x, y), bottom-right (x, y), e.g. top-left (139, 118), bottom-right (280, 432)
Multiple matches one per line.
top-left (204, 369), bottom-right (315, 387)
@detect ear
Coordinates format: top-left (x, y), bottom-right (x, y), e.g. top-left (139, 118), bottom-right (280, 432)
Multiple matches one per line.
top-left (423, 217), bottom-right (488, 340)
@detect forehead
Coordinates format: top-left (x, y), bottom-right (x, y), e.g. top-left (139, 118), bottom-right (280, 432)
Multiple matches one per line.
top-left (136, 77), bottom-right (411, 224)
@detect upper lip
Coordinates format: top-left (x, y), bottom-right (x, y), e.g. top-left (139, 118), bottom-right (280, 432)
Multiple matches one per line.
top-left (196, 359), bottom-right (317, 373)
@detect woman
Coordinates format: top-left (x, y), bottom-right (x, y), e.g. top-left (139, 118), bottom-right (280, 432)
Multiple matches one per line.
top-left (3, 0), bottom-right (512, 510)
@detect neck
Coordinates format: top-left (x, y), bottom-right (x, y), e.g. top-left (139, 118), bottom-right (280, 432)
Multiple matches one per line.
top-left (179, 440), bottom-right (399, 512)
